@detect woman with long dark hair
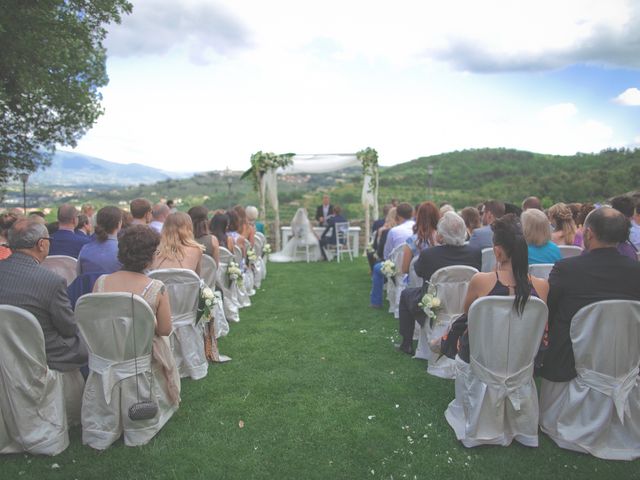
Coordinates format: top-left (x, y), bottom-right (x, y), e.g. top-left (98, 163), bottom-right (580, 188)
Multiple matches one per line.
top-left (210, 212), bottom-right (235, 252)
top-left (188, 206), bottom-right (220, 264)
top-left (78, 206), bottom-right (122, 274)
top-left (401, 201), bottom-right (440, 274)
top-left (435, 214), bottom-right (549, 362)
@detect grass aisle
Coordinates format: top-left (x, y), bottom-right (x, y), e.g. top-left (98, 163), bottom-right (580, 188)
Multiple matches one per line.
top-left (4, 259), bottom-right (638, 479)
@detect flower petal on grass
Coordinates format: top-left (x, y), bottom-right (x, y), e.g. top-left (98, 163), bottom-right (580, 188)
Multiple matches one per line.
top-left (238, 420), bottom-right (245, 428)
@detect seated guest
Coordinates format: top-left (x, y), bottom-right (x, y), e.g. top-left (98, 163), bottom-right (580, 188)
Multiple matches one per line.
top-left (522, 196), bottom-right (542, 211)
top-left (460, 206), bottom-right (481, 241)
top-left (315, 194), bottom-right (334, 226)
top-left (75, 214), bottom-right (92, 236)
top-left (504, 202), bottom-right (523, 217)
top-left (370, 203), bottom-right (414, 308)
top-left (396, 212), bottom-right (481, 354)
top-left (28, 212), bottom-right (47, 225)
top-left (574, 202), bottom-right (594, 247)
top-left (548, 202), bottom-right (582, 247)
top-left (468, 200), bottom-right (505, 250)
top-left (540, 207), bottom-right (640, 382)
top-left (367, 207), bottom-right (397, 271)
top-left (521, 209), bottom-right (562, 264)
top-left (151, 212), bottom-right (203, 274)
top-left (0, 212), bottom-right (19, 260)
top-left (210, 212), bottom-right (235, 252)
top-left (166, 199), bottom-right (177, 214)
top-left (435, 214), bottom-right (549, 361)
top-left (188, 206), bottom-right (220, 265)
top-left (81, 203), bottom-right (95, 219)
top-left (371, 204), bottom-right (391, 235)
top-left (234, 204), bottom-right (255, 246)
top-left (149, 203), bottom-right (170, 234)
top-left (245, 205), bottom-right (265, 235)
top-left (77, 206), bottom-right (122, 274)
top-left (130, 198), bottom-right (152, 225)
top-left (0, 219), bottom-right (87, 371)
top-left (610, 195), bottom-right (639, 260)
top-left (93, 225), bottom-right (179, 406)
top-left (226, 210), bottom-right (247, 255)
top-left (401, 201), bottom-right (439, 275)
top-left (49, 203), bottom-right (91, 258)
top-left (319, 206), bottom-right (347, 261)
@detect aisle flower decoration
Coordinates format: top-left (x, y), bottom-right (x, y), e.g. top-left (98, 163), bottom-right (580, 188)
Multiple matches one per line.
top-left (247, 247), bottom-right (258, 265)
top-left (227, 261), bottom-right (243, 287)
top-left (418, 283), bottom-right (442, 326)
top-left (380, 259), bottom-right (396, 279)
top-left (262, 243), bottom-right (272, 255)
top-left (197, 282), bottom-right (220, 324)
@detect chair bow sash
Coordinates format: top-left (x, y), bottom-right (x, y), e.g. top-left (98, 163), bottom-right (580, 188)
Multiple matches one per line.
top-left (172, 311), bottom-right (197, 328)
top-left (88, 352), bottom-right (151, 404)
top-left (576, 366), bottom-right (639, 423)
top-left (470, 356), bottom-right (534, 411)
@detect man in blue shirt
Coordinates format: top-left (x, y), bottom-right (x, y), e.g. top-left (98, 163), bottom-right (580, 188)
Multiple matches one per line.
top-left (49, 204), bottom-right (90, 258)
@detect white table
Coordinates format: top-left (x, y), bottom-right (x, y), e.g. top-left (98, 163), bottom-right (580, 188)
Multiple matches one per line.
top-left (281, 225), bottom-right (361, 257)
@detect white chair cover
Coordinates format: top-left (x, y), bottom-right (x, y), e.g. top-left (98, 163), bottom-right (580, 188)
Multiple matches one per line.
top-left (481, 248), bottom-right (495, 272)
top-left (216, 247), bottom-right (241, 323)
top-left (250, 235), bottom-right (264, 289)
top-left (0, 305), bottom-right (80, 456)
top-left (147, 269), bottom-right (208, 380)
top-left (75, 293), bottom-right (178, 450)
top-left (254, 232), bottom-right (268, 279)
top-left (528, 263), bottom-right (554, 280)
top-left (41, 255), bottom-right (78, 286)
top-left (385, 244), bottom-right (405, 316)
top-left (540, 300), bottom-right (640, 460)
top-left (232, 245), bottom-right (253, 305)
top-left (558, 245), bottom-right (582, 258)
top-left (198, 255), bottom-right (229, 338)
top-left (408, 256), bottom-right (422, 288)
top-left (417, 266), bottom-right (478, 378)
top-left (445, 296), bottom-right (548, 447)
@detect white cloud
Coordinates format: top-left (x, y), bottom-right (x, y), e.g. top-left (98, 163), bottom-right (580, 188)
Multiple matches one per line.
top-left (614, 87), bottom-right (640, 106)
top-left (538, 103), bottom-right (578, 123)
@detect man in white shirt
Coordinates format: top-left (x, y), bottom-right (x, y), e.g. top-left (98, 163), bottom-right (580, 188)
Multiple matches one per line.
top-left (149, 203), bottom-right (170, 233)
top-left (371, 203), bottom-right (414, 307)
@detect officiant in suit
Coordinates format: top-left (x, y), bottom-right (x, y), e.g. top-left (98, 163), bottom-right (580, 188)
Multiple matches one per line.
top-left (315, 194), bottom-right (334, 226)
top-left (319, 206), bottom-right (346, 260)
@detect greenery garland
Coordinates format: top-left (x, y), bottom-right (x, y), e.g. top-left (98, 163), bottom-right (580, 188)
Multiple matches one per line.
top-left (357, 147), bottom-right (379, 196)
top-left (242, 151), bottom-right (295, 191)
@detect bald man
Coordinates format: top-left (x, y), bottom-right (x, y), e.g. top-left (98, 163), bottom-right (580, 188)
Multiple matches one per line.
top-left (49, 203), bottom-right (90, 258)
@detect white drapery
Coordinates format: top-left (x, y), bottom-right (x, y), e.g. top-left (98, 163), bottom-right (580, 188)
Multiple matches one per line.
top-left (260, 153), bottom-right (378, 250)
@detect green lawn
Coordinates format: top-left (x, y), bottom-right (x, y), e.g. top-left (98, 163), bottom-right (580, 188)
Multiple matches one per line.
top-left (3, 259), bottom-right (638, 479)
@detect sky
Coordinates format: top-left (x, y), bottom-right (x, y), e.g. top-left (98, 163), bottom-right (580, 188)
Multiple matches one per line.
top-left (67, 0), bottom-right (640, 173)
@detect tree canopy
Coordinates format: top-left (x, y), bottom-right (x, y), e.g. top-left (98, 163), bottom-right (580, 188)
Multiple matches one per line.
top-left (0, 0), bottom-right (132, 183)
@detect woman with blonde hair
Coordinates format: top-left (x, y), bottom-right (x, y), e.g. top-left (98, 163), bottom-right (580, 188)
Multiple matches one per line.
top-left (521, 208), bottom-right (562, 264)
top-left (151, 212), bottom-right (204, 274)
top-left (548, 202), bottom-right (581, 246)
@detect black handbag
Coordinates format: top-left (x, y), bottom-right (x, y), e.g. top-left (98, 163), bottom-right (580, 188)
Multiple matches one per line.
top-left (128, 294), bottom-right (158, 421)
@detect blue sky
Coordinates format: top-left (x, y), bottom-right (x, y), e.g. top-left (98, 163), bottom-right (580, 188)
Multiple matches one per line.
top-left (68, 0), bottom-right (640, 172)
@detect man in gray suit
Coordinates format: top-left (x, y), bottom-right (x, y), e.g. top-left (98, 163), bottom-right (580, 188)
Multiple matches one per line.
top-left (468, 200), bottom-right (505, 250)
top-left (0, 219), bottom-right (87, 371)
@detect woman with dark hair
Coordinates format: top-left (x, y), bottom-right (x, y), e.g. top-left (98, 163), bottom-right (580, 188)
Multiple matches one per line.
top-left (92, 225), bottom-right (180, 405)
top-left (401, 201), bottom-right (440, 274)
top-left (78, 205), bottom-right (123, 274)
top-left (434, 214), bottom-right (549, 362)
top-left (188, 206), bottom-right (220, 264)
top-left (226, 209), bottom-right (247, 255)
top-left (460, 206), bottom-right (481, 240)
top-left (210, 212), bottom-right (235, 251)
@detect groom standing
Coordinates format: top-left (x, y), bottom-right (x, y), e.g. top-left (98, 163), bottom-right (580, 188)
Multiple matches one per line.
top-left (315, 194), bottom-right (334, 226)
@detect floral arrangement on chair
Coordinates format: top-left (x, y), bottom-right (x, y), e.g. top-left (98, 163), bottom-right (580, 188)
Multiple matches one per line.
top-left (197, 283), bottom-right (221, 324)
top-left (227, 261), bottom-right (243, 288)
top-left (247, 247), bottom-right (258, 265)
top-left (418, 283), bottom-right (442, 326)
top-left (380, 259), bottom-right (396, 279)
top-left (262, 243), bottom-right (272, 255)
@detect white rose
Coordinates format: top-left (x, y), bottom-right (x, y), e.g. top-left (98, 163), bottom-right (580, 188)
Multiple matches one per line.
top-left (202, 287), bottom-right (214, 299)
top-left (431, 297), bottom-right (441, 308)
top-left (205, 299), bottom-right (212, 307)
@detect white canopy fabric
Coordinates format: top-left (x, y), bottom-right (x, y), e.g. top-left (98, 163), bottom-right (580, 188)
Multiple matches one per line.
top-left (259, 153), bottom-right (378, 250)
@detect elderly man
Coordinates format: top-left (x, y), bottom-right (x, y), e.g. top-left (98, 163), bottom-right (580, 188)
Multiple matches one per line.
top-left (149, 202), bottom-right (170, 233)
top-left (540, 207), bottom-right (640, 381)
top-left (396, 212), bottom-right (481, 354)
top-left (0, 220), bottom-right (87, 371)
top-left (49, 203), bottom-right (90, 258)
top-left (468, 200), bottom-right (505, 250)
top-left (130, 198), bottom-right (152, 225)
top-left (370, 203), bottom-right (414, 308)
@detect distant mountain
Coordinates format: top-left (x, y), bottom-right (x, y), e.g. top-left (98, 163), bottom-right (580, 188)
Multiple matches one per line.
top-left (29, 151), bottom-right (193, 186)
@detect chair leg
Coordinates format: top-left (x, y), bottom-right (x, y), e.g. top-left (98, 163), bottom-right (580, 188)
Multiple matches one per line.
top-left (305, 244), bottom-right (309, 263)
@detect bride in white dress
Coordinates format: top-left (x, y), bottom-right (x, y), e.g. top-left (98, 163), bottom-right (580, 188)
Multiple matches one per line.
top-left (270, 208), bottom-right (322, 262)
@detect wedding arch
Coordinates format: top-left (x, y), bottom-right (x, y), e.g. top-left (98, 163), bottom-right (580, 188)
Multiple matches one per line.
top-left (242, 148), bottom-right (379, 250)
